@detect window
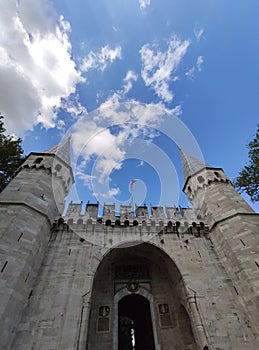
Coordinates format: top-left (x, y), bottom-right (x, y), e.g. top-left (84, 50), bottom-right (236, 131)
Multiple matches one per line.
top-left (34, 157), bottom-right (43, 164)
top-left (55, 164), bottom-right (62, 171)
top-left (197, 176), bottom-right (204, 183)
top-left (96, 306), bottom-right (111, 333)
top-left (158, 303), bottom-right (172, 328)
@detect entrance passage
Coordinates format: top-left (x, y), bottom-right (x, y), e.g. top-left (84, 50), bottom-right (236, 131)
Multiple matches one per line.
top-left (118, 294), bottom-right (155, 350)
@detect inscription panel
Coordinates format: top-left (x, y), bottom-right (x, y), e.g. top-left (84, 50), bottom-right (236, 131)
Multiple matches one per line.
top-left (114, 264), bottom-right (150, 280)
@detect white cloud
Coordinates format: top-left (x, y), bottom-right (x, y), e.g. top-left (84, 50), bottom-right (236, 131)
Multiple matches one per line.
top-left (194, 27), bottom-right (204, 41)
top-left (71, 116), bottom-right (126, 183)
top-left (140, 35), bottom-right (190, 102)
top-left (70, 100), bottom-right (181, 188)
top-left (185, 55), bottom-right (204, 79)
top-left (138, 160), bottom-right (144, 167)
top-left (139, 0), bottom-right (151, 9)
top-left (99, 93), bottom-right (121, 111)
top-left (0, 0), bottom-right (83, 135)
top-left (108, 188), bottom-right (120, 196)
top-left (61, 94), bottom-right (87, 119)
top-left (76, 161), bottom-right (96, 189)
top-left (123, 70), bottom-right (138, 94)
top-left (98, 70), bottom-right (138, 111)
top-left (56, 119), bottom-right (66, 130)
top-left (80, 45), bottom-right (122, 72)
top-left (197, 55), bottom-right (204, 72)
top-left (185, 66), bottom-right (195, 80)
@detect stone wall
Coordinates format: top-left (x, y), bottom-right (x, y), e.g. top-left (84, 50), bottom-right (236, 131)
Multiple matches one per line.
top-left (10, 216), bottom-right (258, 349)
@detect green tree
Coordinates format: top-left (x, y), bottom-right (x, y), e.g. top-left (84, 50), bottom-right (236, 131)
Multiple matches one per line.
top-left (0, 115), bottom-right (25, 192)
top-left (234, 125), bottom-right (259, 202)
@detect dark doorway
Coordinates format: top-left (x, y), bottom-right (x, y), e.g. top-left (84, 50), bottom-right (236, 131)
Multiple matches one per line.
top-left (118, 294), bottom-right (155, 350)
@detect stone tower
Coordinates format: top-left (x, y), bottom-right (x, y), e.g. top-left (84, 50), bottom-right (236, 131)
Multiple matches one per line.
top-left (0, 141), bottom-right (259, 350)
top-left (0, 138), bottom-right (74, 349)
top-left (180, 147), bottom-right (259, 341)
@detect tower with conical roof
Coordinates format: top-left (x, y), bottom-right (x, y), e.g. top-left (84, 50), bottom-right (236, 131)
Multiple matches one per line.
top-left (179, 148), bottom-right (259, 340)
top-left (0, 137), bottom-right (74, 349)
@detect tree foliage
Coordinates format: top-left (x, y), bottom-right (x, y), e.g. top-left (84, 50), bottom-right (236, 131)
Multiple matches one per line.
top-left (234, 125), bottom-right (259, 202)
top-left (0, 115), bottom-right (25, 192)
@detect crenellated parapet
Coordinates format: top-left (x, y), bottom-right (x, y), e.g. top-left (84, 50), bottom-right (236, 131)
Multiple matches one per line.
top-left (63, 201), bottom-right (209, 236)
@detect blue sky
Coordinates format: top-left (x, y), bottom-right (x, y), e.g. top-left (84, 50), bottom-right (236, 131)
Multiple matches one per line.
top-left (1, 0), bottom-right (258, 213)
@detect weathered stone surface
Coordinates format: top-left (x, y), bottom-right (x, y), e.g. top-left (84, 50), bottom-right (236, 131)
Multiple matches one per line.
top-left (0, 143), bottom-right (258, 349)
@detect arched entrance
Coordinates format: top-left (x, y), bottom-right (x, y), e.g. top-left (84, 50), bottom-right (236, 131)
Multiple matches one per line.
top-left (86, 243), bottom-right (198, 350)
top-left (118, 294), bottom-right (155, 350)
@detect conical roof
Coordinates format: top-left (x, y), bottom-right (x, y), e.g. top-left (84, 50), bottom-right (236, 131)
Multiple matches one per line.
top-left (178, 147), bottom-right (208, 183)
top-left (44, 136), bottom-right (71, 166)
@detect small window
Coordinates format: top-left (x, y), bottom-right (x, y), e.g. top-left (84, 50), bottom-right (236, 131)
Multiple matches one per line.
top-left (115, 219), bottom-right (120, 226)
top-left (96, 306), bottom-right (111, 333)
top-left (106, 220), bottom-right (111, 226)
top-left (34, 157), bottom-right (43, 164)
top-left (124, 220), bottom-right (129, 226)
top-left (187, 186), bottom-right (192, 192)
top-left (197, 176), bottom-right (204, 183)
top-left (55, 164), bottom-right (62, 171)
top-left (214, 171), bottom-right (220, 178)
top-left (158, 303), bottom-right (172, 328)
top-left (133, 220), bottom-right (138, 226)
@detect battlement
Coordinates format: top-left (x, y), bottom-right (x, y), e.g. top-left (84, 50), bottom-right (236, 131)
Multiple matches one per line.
top-left (63, 202), bottom-right (208, 232)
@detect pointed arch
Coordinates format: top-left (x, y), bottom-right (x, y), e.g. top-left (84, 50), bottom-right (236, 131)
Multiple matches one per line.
top-left (85, 242), bottom-right (203, 349)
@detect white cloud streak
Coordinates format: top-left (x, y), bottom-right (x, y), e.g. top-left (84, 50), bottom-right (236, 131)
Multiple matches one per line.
top-left (194, 27), bottom-right (204, 41)
top-left (140, 35), bottom-right (190, 102)
top-left (80, 45), bottom-right (122, 72)
top-left (139, 0), bottom-right (151, 9)
top-left (99, 70), bottom-right (138, 110)
top-left (123, 70), bottom-right (138, 94)
top-left (197, 56), bottom-right (204, 72)
top-left (185, 55), bottom-right (204, 79)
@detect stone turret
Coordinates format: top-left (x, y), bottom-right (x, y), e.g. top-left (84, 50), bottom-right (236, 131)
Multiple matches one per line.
top-left (179, 147), bottom-right (259, 339)
top-left (179, 147), bottom-right (255, 226)
top-left (0, 137), bottom-right (74, 349)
